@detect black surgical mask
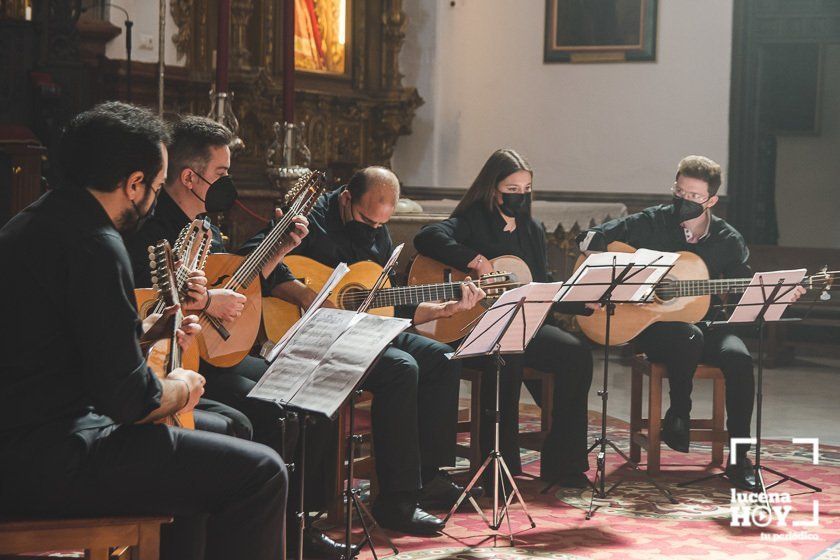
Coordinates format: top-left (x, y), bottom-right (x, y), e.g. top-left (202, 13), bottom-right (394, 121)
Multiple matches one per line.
top-left (346, 220), bottom-right (378, 245)
top-left (499, 192), bottom-right (531, 217)
top-left (672, 196), bottom-right (705, 223)
top-left (127, 183), bottom-right (160, 233)
top-left (190, 170), bottom-right (238, 213)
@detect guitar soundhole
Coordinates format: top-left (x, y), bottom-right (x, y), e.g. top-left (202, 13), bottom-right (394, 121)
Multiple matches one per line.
top-left (339, 285), bottom-right (366, 311)
top-left (654, 278), bottom-right (677, 303)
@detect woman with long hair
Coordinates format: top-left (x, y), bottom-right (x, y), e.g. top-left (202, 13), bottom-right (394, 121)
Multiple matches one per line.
top-left (414, 148), bottom-right (593, 488)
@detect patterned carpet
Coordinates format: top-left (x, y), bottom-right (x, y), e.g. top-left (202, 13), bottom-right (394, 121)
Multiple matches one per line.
top-left (344, 411), bottom-right (840, 560)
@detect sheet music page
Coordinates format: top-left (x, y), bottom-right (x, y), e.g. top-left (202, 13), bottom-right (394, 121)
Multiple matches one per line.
top-left (290, 313), bottom-right (411, 417)
top-left (453, 282), bottom-right (563, 358)
top-left (728, 269), bottom-right (806, 323)
top-left (559, 250), bottom-right (678, 303)
top-left (248, 308), bottom-right (355, 404)
top-left (264, 262), bottom-right (351, 362)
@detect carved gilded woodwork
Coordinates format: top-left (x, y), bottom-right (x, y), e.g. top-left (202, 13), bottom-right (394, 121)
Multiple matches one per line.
top-left (165, 0), bottom-right (422, 246)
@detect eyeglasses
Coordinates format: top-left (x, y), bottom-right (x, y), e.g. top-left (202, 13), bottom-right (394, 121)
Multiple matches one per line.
top-left (671, 185), bottom-right (710, 204)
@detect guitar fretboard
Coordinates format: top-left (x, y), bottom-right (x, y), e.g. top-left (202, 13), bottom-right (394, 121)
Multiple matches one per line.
top-left (341, 280), bottom-right (498, 310)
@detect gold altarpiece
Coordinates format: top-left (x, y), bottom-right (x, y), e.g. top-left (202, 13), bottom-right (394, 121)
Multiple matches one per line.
top-left (166, 0), bottom-right (422, 246)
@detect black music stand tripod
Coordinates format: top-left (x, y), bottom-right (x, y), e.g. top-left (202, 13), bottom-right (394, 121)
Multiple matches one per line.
top-left (544, 256), bottom-right (679, 519)
top-left (679, 273), bottom-right (822, 495)
top-left (444, 294), bottom-right (560, 545)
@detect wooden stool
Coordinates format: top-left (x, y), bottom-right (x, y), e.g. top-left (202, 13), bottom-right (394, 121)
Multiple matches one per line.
top-left (630, 355), bottom-right (727, 475)
top-left (0, 516), bottom-right (171, 560)
top-left (328, 390), bottom-right (375, 523)
top-left (457, 366), bottom-right (554, 472)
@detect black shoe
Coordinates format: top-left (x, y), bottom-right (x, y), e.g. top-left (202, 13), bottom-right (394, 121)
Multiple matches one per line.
top-left (545, 472), bottom-right (591, 489)
top-left (371, 499), bottom-right (445, 536)
top-left (725, 457), bottom-right (759, 492)
top-left (662, 409), bottom-right (690, 453)
top-left (290, 527), bottom-right (359, 560)
top-left (419, 472), bottom-right (484, 510)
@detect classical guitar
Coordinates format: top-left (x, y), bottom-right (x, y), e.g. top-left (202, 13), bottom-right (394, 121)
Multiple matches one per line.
top-left (262, 255), bottom-right (521, 344)
top-left (134, 218), bottom-right (213, 371)
top-left (199, 171), bottom-right (327, 367)
top-left (407, 254), bottom-right (533, 344)
top-left (145, 240), bottom-right (195, 429)
top-left (575, 241), bottom-right (837, 346)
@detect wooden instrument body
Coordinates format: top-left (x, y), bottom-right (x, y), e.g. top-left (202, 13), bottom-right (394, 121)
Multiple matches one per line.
top-left (145, 339), bottom-right (195, 429)
top-left (408, 254), bottom-right (532, 343)
top-left (262, 256), bottom-right (393, 345)
top-left (135, 289), bottom-right (200, 372)
top-left (198, 253), bottom-right (264, 368)
top-left (575, 241), bottom-right (711, 346)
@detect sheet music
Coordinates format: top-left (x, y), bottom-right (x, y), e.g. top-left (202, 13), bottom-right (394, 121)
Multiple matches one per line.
top-left (453, 282), bottom-right (564, 359)
top-left (560, 249), bottom-right (679, 303)
top-left (248, 308), bottom-right (410, 418)
top-left (728, 269), bottom-right (806, 323)
top-left (290, 313), bottom-right (411, 417)
top-left (249, 308), bottom-right (354, 404)
top-left (263, 262), bottom-right (351, 361)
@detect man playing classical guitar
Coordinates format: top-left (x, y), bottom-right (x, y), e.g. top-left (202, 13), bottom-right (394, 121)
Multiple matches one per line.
top-left (579, 155), bottom-right (804, 491)
top-left (265, 166), bottom-right (486, 536)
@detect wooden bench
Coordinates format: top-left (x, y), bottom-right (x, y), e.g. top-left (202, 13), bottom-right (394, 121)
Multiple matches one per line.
top-left (0, 516), bottom-right (172, 560)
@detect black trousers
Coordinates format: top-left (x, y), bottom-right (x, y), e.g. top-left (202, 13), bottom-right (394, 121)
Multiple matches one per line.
top-left (466, 324), bottom-right (593, 479)
top-left (360, 332), bottom-right (460, 496)
top-left (201, 356), bottom-right (288, 454)
top-left (194, 397), bottom-right (254, 440)
top-left (635, 322), bottom-right (755, 456)
top-left (0, 423), bottom-right (287, 560)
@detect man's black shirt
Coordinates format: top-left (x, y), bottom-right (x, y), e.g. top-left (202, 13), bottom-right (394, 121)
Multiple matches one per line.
top-left (124, 189), bottom-right (225, 289)
top-left (586, 204), bottom-right (751, 280)
top-left (0, 188), bottom-right (162, 446)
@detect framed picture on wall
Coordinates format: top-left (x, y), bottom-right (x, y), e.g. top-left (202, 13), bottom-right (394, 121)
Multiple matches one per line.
top-left (544, 0), bottom-right (658, 63)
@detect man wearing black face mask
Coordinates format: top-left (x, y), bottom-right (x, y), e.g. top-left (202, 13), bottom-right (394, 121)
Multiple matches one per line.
top-left (124, 115), bottom-right (310, 452)
top-left (578, 155), bottom-right (778, 491)
top-left (253, 166), bottom-right (486, 537)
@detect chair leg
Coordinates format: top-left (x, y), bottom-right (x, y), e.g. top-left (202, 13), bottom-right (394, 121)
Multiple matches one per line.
top-left (135, 521), bottom-right (162, 560)
top-left (540, 374), bottom-right (554, 439)
top-left (630, 365), bottom-right (643, 463)
top-left (328, 407), bottom-right (348, 524)
top-left (470, 375), bottom-right (482, 472)
top-left (712, 377), bottom-right (726, 466)
top-left (647, 367), bottom-right (663, 475)
top-left (85, 549), bottom-right (110, 560)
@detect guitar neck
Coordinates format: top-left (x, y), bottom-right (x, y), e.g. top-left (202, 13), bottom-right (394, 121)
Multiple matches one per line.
top-left (346, 279), bottom-right (495, 310)
top-left (660, 273), bottom-right (825, 299)
top-left (660, 278), bottom-right (753, 298)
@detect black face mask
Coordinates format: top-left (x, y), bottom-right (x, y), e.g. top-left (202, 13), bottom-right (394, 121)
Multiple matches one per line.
top-left (127, 183), bottom-right (160, 233)
top-left (672, 196), bottom-right (705, 223)
top-left (190, 170), bottom-right (238, 213)
top-left (346, 220), bottom-right (378, 245)
top-left (499, 192), bottom-right (531, 217)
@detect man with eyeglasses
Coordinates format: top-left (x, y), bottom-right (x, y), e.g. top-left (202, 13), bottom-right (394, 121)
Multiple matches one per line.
top-left (577, 155), bottom-right (802, 491)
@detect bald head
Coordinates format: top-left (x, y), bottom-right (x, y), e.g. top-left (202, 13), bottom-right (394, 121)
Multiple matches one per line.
top-left (341, 166), bottom-right (401, 228)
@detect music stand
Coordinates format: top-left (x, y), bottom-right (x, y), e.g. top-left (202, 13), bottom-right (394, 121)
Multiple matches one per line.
top-left (678, 270), bottom-right (822, 495)
top-left (443, 282), bottom-right (566, 544)
top-left (249, 308), bottom-right (411, 560)
top-left (546, 251), bottom-right (680, 519)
